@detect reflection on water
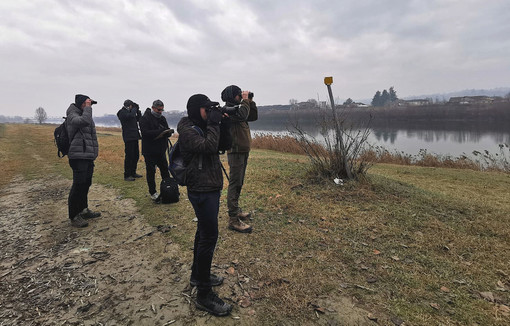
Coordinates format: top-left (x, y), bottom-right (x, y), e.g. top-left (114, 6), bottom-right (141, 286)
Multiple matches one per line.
top-left (252, 123), bottom-right (510, 157)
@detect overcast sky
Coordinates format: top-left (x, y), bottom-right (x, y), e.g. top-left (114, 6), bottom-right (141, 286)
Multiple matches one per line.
top-left (1, 0), bottom-right (509, 118)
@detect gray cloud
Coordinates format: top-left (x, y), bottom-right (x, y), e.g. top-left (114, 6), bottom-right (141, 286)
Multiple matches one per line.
top-left (0, 0), bottom-right (509, 118)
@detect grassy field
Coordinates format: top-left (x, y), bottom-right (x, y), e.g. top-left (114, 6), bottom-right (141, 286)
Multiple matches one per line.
top-left (1, 123), bottom-right (509, 325)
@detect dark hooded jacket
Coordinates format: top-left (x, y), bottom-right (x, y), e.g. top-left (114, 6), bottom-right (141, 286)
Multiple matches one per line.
top-left (66, 104), bottom-right (99, 160)
top-left (227, 99), bottom-right (257, 153)
top-left (117, 106), bottom-right (141, 142)
top-left (177, 116), bottom-right (223, 192)
top-left (139, 108), bottom-right (170, 156)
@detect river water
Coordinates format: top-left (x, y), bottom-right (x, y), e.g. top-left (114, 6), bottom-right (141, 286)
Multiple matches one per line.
top-left (250, 124), bottom-right (510, 158)
top-left (79, 117), bottom-right (509, 158)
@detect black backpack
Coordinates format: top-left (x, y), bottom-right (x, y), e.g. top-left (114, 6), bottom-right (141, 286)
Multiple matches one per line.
top-left (54, 117), bottom-right (70, 157)
top-left (168, 126), bottom-right (204, 186)
top-left (159, 177), bottom-right (179, 204)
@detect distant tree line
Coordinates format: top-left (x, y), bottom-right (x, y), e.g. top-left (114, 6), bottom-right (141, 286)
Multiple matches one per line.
top-left (371, 86), bottom-right (398, 107)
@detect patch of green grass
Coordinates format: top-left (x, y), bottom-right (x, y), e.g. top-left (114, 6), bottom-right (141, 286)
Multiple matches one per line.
top-left (2, 124), bottom-right (509, 325)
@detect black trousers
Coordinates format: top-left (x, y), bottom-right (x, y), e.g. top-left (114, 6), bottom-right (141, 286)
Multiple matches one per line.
top-left (188, 190), bottom-right (220, 293)
top-left (124, 140), bottom-right (140, 178)
top-left (68, 159), bottom-right (94, 219)
top-left (143, 153), bottom-right (170, 195)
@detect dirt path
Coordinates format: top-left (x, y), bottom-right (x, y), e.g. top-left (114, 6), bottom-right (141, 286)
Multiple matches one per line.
top-left (0, 175), bottom-right (372, 325)
top-left (0, 175), bottom-right (231, 325)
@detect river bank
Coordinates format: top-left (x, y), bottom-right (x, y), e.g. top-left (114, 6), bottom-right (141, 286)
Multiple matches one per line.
top-left (1, 124), bottom-right (509, 325)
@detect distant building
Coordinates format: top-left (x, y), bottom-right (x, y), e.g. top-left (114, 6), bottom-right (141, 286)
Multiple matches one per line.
top-left (448, 96), bottom-right (494, 105)
top-left (397, 99), bottom-right (432, 106)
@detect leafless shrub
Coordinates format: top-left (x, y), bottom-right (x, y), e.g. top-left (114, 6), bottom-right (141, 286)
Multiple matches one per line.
top-left (289, 109), bottom-right (374, 181)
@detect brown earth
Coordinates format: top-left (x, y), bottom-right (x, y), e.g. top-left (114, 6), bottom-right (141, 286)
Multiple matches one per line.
top-left (0, 175), bottom-right (371, 325)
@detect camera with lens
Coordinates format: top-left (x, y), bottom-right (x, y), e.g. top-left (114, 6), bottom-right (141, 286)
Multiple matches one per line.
top-left (207, 104), bottom-right (239, 116)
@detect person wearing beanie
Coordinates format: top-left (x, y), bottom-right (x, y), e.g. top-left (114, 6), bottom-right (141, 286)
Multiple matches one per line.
top-left (221, 85), bottom-right (258, 233)
top-left (177, 94), bottom-right (232, 316)
top-left (138, 100), bottom-right (173, 200)
top-left (66, 94), bottom-right (101, 228)
top-left (117, 99), bottom-right (142, 181)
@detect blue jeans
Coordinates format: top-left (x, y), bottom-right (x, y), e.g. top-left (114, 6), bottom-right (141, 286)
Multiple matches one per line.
top-left (188, 190), bottom-right (220, 293)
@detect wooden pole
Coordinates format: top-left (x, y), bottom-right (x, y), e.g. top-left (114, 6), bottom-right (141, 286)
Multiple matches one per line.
top-left (324, 77), bottom-right (353, 180)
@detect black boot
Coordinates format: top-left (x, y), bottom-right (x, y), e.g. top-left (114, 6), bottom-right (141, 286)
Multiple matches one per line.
top-left (190, 274), bottom-right (224, 287)
top-left (82, 208), bottom-right (101, 219)
top-left (195, 290), bottom-right (232, 316)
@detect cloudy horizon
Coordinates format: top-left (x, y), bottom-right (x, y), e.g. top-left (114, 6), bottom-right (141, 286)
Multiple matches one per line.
top-left (1, 0), bottom-right (509, 118)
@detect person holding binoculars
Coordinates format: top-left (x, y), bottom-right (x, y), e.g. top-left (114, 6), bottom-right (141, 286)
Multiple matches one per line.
top-left (221, 85), bottom-right (258, 233)
top-left (117, 99), bottom-right (142, 181)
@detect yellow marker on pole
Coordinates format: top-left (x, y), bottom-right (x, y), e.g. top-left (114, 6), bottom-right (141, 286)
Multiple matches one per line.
top-left (323, 76), bottom-right (353, 180)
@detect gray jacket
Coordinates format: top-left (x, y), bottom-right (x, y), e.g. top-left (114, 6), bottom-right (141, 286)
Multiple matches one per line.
top-left (66, 104), bottom-right (99, 160)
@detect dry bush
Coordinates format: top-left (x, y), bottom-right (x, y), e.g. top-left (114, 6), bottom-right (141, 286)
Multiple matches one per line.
top-left (252, 133), bottom-right (320, 155)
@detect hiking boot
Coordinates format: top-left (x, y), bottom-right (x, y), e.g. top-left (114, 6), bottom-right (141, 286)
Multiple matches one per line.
top-left (81, 208), bottom-right (101, 219)
top-left (124, 176), bottom-right (135, 181)
top-left (228, 217), bottom-right (253, 233)
top-left (150, 192), bottom-right (159, 201)
top-left (190, 274), bottom-right (224, 287)
top-left (71, 215), bottom-right (88, 228)
top-left (236, 211), bottom-right (251, 221)
top-left (195, 291), bottom-right (232, 316)
top-left (132, 173), bottom-right (143, 178)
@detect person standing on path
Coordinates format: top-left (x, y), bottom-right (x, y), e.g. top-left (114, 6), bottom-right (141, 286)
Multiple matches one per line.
top-left (66, 94), bottom-right (101, 228)
top-left (117, 99), bottom-right (142, 181)
top-left (177, 94), bottom-right (232, 316)
top-left (139, 99), bottom-right (173, 200)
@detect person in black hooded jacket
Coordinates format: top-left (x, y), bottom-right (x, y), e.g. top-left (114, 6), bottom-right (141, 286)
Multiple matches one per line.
top-left (138, 99), bottom-right (173, 200)
top-left (177, 94), bottom-right (232, 317)
top-left (117, 99), bottom-right (142, 181)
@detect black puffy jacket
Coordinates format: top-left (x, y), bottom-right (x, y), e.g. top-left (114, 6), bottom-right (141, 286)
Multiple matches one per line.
top-left (139, 108), bottom-right (170, 156)
top-left (177, 117), bottom-right (223, 192)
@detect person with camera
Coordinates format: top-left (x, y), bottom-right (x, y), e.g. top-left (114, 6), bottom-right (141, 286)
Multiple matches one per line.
top-left (177, 94), bottom-right (232, 316)
top-left (117, 99), bottom-right (142, 181)
top-left (221, 85), bottom-right (258, 233)
top-left (139, 100), bottom-right (173, 200)
top-left (66, 94), bottom-right (101, 228)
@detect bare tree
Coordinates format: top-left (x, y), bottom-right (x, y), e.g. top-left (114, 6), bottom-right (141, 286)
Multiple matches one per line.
top-left (35, 107), bottom-right (47, 124)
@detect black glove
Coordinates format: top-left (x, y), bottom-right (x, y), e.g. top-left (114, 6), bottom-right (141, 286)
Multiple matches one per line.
top-left (207, 108), bottom-right (222, 124)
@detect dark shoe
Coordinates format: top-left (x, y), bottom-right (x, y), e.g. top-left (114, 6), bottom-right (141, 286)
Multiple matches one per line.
top-left (236, 211), bottom-right (251, 221)
top-left (195, 291), bottom-right (232, 316)
top-left (71, 215), bottom-right (88, 228)
top-left (124, 176), bottom-right (135, 181)
top-left (132, 173), bottom-right (143, 178)
top-left (228, 217), bottom-right (253, 233)
top-left (190, 274), bottom-right (224, 287)
top-left (82, 208), bottom-right (101, 219)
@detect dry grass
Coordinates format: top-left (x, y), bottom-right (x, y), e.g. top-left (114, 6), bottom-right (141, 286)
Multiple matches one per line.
top-left (2, 124), bottom-right (510, 325)
top-left (253, 133), bottom-right (510, 173)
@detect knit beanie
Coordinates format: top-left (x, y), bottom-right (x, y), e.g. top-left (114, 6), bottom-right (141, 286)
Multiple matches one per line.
top-left (124, 99), bottom-right (134, 107)
top-left (221, 85), bottom-right (242, 104)
top-left (186, 94), bottom-right (219, 125)
top-left (75, 94), bottom-right (89, 108)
